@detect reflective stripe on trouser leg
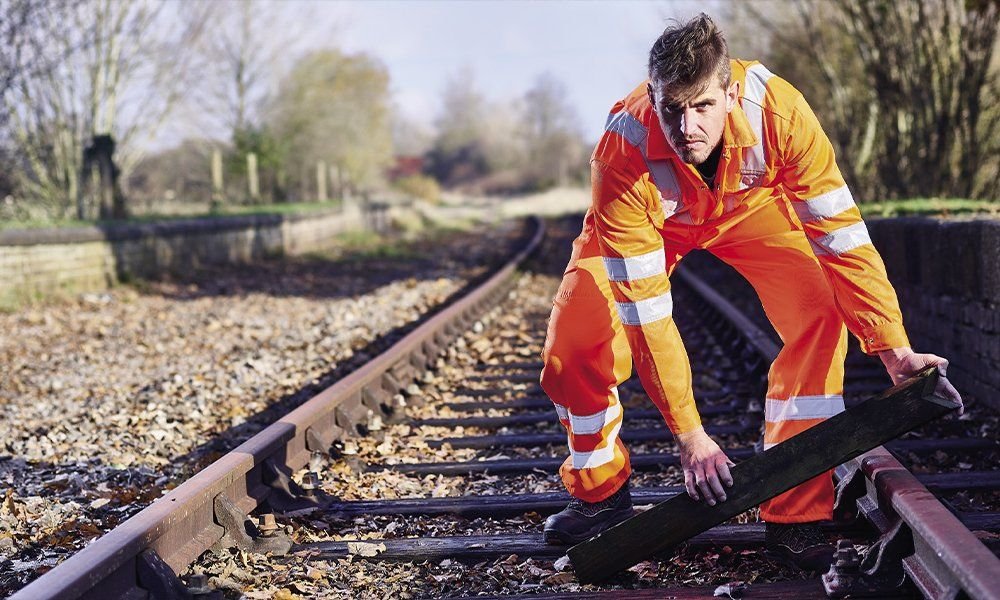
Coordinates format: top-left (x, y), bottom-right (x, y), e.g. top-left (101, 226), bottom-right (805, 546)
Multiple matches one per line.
top-left (541, 250), bottom-right (634, 503)
top-left (704, 199), bottom-right (848, 523)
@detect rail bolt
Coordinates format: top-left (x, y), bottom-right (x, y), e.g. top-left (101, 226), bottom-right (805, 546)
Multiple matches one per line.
top-left (822, 540), bottom-right (863, 598)
top-left (258, 513), bottom-right (279, 537)
top-left (301, 471), bottom-right (321, 493)
top-left (833, 539), bottom-right (860, 569)
top-left (186, 573), bottom-right (213, 595)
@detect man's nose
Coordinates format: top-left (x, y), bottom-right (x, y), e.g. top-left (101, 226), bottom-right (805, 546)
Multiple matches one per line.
top-left (679, 109), bottom-right (699, 137)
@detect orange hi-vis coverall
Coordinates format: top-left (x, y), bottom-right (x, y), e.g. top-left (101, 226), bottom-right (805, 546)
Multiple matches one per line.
top-left (539, 60), bottom-right (910, 523)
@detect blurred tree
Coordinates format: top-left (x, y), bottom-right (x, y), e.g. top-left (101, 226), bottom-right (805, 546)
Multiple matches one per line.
top-left (519, 73), bottom-right (588, 190)
top-left (1, 0), bottom-right (213, 219)
top-left (0, 1), bottom-right (80, 125)
top-left (840, 0), bottom-right (999, 200)
top-left (265, 49), bottom-right (393, 200)
top-left (425, 68), bottom-right (493, 186)
top-left (425, 68), bottom-right (533, 192)
top-left (737, 0), bottom-right (999, 201)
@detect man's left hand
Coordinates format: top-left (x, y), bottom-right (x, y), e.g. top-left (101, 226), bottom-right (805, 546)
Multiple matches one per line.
top-left (877, 347), bottom-right (964, 414)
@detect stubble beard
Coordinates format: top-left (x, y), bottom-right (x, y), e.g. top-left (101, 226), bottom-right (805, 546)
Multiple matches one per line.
top-left (675, 143), bottom-right (712, 165)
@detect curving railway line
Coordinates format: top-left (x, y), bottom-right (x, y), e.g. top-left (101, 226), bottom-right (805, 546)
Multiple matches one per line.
top-left (10, 215), bottom-right (1000, 599)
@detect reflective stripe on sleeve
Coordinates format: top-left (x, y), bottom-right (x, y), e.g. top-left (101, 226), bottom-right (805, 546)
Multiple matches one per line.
top-left (552, 403), bottom-right (569, 421)
top-left (793, 185), bottom-right (856, 223)
top-left (602, 248), bottom-right (666, 282)
top-left (765, 394), bottom-right (845, 423)
top-left (809, 221), bottom-right (873, 257)
top-left (615, 292), bottom-right (673, 326)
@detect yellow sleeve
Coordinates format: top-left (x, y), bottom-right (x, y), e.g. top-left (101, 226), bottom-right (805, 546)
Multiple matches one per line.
top-left (778, 95), bottom-right (910, 354)
top-left (591, 159), bottom-right (701, 433)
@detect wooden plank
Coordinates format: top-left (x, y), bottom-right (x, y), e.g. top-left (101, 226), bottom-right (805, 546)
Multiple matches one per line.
top-left (474, 580), bottom-right (839, 600)
top-left (323, 487), bottom-right (686, 518)
top-left (444, 388), bottom-right (734, 411)
top-left (294, 523), bottom-right (765, 563)
top-left (374, 449), bottom-right (754, 475)
top-left (918, 470), bottom-right (1000, 492)
top-left (959, 512), bottom-right (1000, 532)
top-left (321, 476), bottom-right (1000, 519)
top-left (568, 368), bottom-right (959, 583)
top-left (373, 438), bottom-right (993, 476)
top-left (427, 423), bottom-right (750, 449)
top-left (412, 403), bottom-right (740, 429)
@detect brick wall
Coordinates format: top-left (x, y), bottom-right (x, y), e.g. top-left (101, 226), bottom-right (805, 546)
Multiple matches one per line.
top-left (868, 217), bottom-right (1000, 409)
top-left (0, 205), bottom-right (364, 307)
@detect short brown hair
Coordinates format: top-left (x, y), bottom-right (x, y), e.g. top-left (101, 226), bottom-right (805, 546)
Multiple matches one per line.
top-left (648, 13), bottom-right (730, 100)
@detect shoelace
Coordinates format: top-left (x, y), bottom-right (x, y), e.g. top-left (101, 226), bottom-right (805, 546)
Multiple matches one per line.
top-left (567, 487), bottom-right (628, 517)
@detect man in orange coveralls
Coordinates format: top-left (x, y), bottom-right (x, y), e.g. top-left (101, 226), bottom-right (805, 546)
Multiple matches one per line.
top-left (539, 13), bottom-right (963, 570)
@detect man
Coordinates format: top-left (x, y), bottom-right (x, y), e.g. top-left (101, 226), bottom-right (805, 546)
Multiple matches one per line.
top-left (539, 14), bottom-right (962, 571)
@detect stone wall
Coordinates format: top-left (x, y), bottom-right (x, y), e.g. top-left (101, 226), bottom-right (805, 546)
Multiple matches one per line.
top-left (868, 217), bottom-right (1000, 409)
top-left (0, 205), bottom-right (364, 307)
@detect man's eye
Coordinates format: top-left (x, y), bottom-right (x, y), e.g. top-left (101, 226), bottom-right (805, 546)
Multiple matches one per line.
top-left (662, 104), bottom-right (681, 115)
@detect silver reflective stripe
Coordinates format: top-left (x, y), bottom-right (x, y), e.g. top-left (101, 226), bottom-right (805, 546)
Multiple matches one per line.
top-left (552, 403), bottom-right (569, 421)
top-left (570, 420), bottom-right (623, 469)
top-left (810, 221), bottom-right (873, 257)
top-left (602, 248), bottom-right (666, 282)
top-left (740, 63), bottom-right (775, 183)
top-left (568, 397), bottom-right (622, 435)
top-left (605, 109), bottom-right (648, 148)
top-left (615, 291), bottom-right (673, 326)
top-left (604, 109), bottom-right (684, 218)
top-left (793, 186), bottom-right (856, 223)
top-left (765, 394), bottom-right (845, 423)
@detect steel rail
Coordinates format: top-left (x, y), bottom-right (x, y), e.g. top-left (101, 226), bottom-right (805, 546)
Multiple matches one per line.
top-left (11, 217), bottom-right (545, 600)
top-left (676, 266), bottom-right (1000, 600)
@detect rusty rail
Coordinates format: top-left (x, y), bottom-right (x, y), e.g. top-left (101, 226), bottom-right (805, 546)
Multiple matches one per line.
top-left (11, 217), bottom-right (545, 600)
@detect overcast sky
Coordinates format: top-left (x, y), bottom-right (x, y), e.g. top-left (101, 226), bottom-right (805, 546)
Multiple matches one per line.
top-left (162, 0), bottom-right (726, 149)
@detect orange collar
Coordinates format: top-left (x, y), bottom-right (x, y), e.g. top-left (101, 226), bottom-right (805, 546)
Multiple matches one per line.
top-left (646, 103), bottom-right (758, 160)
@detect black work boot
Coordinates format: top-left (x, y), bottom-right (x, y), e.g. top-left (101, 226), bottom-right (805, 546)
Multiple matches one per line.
top-left (765, 522), bottom-right (836, 571)
top-left (543, 482), bottom-right (634, 545)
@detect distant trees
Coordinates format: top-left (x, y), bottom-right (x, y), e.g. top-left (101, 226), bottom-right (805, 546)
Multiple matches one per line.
top-left (519, 73), bottom-right (587, 190)
top-left (425, 70), bottom-right (588, 194)
top-left (0, 0), bottom-right (212, 219)
top-left (266, 50), bottom-right (394, 200)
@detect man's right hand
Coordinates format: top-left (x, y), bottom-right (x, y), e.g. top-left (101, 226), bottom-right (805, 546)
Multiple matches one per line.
top-left (675, 427), bottom-right (734, 506)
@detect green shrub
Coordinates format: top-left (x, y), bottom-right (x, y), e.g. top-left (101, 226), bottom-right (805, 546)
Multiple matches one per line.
top-left (393, 175), bottom-right (441, 204)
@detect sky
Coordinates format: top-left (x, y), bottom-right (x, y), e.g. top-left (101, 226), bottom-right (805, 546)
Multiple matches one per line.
top-left (327, 0), bottom-right (717, 142)
top-left (161, 0), bottom-right (727, 149)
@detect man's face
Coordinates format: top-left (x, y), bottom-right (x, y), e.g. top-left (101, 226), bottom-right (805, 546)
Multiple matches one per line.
top-left (648, 77), bottom-right (739, 165)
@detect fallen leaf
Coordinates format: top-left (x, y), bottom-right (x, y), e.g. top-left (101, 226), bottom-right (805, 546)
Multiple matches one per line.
top-left (542, 572), bottom-right (576, 585)
top-left (714, 581), bottom-right (748, 598)
top-left (347, 541), bottom-right (387, 557)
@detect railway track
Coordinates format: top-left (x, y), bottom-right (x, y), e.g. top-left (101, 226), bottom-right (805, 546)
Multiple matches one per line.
top-left (11, 215), bottom-right (1000, 599)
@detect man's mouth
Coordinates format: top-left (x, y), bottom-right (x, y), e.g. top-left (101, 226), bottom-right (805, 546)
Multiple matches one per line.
top-left (677, 139), bottom-right (705, 151)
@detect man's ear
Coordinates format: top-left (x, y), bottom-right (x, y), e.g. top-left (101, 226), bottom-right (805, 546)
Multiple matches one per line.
top-left (726, 80), bottom-right (740, 112)
top-left (647, 82), bottom-right (656, 106)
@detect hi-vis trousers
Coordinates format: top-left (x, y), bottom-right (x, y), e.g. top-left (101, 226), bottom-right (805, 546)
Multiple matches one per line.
top-left (540, 199), bottom-right (848, 523)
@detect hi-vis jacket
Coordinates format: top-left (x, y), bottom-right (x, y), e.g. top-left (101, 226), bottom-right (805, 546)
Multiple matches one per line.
top-left (591, 59), bottom-right (909, 433)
